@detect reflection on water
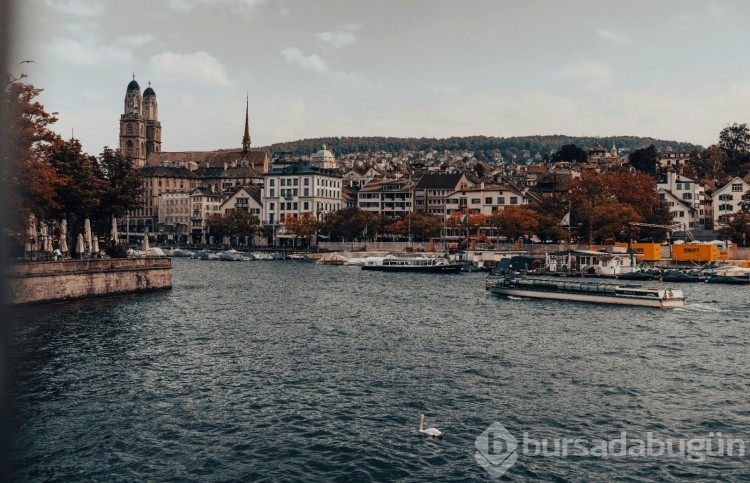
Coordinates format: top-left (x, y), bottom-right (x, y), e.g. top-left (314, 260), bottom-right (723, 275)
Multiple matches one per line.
top-left (9, 259), bottom-right (750, 481)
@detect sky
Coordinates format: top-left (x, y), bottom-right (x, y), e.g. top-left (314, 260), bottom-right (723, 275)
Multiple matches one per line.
top-left (9, 0), bottom-right (750, 155)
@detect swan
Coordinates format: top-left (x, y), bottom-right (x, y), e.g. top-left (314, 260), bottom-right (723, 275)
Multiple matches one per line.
top-left (419, 414), bottom-right (443, 437)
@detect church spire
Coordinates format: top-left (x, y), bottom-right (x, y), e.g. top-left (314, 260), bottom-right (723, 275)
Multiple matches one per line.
top-left (242, 94), bottom-right (251, 154)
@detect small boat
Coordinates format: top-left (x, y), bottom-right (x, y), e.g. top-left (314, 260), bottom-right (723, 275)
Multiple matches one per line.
top-left (706, 274), bottom-right (750, 285)
top-left (486, 276), bottom-right (686, 309)
top-left (198, 251), bottom-right (219, 260)
top-left (661, 270), bottom-right (704, 283)
top-left (218, 249), bottom-right (243, 261)
top-left (616, 271), bottom-right (656, 281)
top-left (362, 254), bottom-right (463, 273)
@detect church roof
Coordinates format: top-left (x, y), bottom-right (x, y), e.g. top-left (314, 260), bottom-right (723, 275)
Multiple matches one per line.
top-left (414, 172), bottom-right (465, 190)
top-left (139, 166), bottom-right (199, 179)
top-left (145, 149), bottom-right (268, 169)
top-left (143, 86), bottom-right (156, 97)
top-left (127, 79), bottom-right (140, 92)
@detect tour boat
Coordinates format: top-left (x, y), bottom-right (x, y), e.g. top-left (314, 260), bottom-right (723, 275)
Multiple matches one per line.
top-left (485, 276), bottom-right (686, 309)
top-left (361, 254), bottom-right (463, 273)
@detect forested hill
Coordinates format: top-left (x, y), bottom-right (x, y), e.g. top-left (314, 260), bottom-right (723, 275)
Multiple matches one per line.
top-left (265, 135), bottom-right (700, 161)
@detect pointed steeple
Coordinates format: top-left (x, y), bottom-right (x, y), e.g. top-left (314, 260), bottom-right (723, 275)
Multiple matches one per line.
top-left (242, 94), bottom-right (251, 154)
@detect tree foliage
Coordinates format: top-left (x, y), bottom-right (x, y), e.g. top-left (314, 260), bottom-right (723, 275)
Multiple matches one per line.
top-left (206, 209), bottom-right (260, 243)
top-left (489, 206), bottom-right (539, 240)
top-left (3, 76), bottom-right (64, 230)
top-left (321, 208), bottom-right (379, 241)
top-left (387, 212), bottom-right (443, 240)
top-left (718, 122), bottom-right (750, 175)
top-left (283, 212), bottom-right (323, 240)
top-left (551, 144), bottom-right (588, 164)
top-left (627, 145), bottom-right (659, 176)
top-left (566, 171), bottom-right (670, 243)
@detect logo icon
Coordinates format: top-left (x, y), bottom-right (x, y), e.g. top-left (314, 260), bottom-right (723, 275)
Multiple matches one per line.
top-left (475, 422), bottom-right (519, 478)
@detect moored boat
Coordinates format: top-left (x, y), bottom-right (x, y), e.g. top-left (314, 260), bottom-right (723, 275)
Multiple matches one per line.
top-left (706, 274), bottom-right (750, 285)
top-left (362, 254), bottom-right (463, 273)
top-left (485, 276), bottom-right (686, 309)
top-left (616, 271), bottom-right (656, 281)
top-left (661, 269), bottom-right (704, 283)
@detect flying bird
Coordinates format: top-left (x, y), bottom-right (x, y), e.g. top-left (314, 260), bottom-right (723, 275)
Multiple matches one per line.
top-left (18, 60), bottom-right (36, 65)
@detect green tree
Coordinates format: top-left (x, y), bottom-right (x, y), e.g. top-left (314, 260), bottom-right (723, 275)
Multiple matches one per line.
top-left (718, 122), bottom-right (750, 176)
top-left (96, 147), bottom-right (144, 220)
top-left (551, 144), bottom-right (588, 164)
top-left (206, 209), bottom-right (260, 246)
top-left (628, 145), bottom-right (660, 176)
top-left (321, 208), bottom-right (377, 241)
top-left (689, 145), bottom-right (726, 180)
top-left (47, 138), bottom-right (106, 229)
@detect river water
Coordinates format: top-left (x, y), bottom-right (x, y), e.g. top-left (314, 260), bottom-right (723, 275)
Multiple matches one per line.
top-left (8, 258), bottom-right (750, 481)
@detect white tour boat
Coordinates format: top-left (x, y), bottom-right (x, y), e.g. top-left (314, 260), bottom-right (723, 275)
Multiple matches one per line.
top-left (485, 276), bottom-right (686, 309)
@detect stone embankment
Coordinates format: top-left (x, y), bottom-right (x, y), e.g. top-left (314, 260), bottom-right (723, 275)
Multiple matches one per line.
top-left (7, 257), bottom-right (172, 305)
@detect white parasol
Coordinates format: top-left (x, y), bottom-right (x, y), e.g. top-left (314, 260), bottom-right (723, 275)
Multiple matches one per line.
top-left (111, 216), bottom-right (118, 243)
top-left (84, 218), bottom-right (92, 253)
top-left (27, 213), bottom-right (38, 256)
top-left (76, 233), bottom-right (85, 259)
top-left (92, 237), bottom-right (100, 255)
top-left (60, 219), bottom-right (68, 254)
top-left (142, 234), bottom-right (149, 255)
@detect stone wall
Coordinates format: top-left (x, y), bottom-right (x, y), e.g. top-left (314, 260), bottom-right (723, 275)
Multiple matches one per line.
top-left (7, 257), bottom-right (172, 305)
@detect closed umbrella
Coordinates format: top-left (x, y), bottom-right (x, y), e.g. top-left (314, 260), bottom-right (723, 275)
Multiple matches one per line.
top-left (111, 216), bottom-right (118, 243)
top-left (142, 234), bottom-right (149, 255)
top-left (59, 219), bottom-right (68, 255)
top-left (27, 213), bottom-right (37, 257)
top-left (76, 233), bottom-right (85, 259)
top-left (92, 237), bottom-right (100, 256)
top-left (84, 218), bottom-right (92, 253)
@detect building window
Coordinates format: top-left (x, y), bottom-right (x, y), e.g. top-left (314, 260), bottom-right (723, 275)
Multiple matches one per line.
top-left (682, 193), bottom-right (692, 200)
top-left (497, 197), bottom-right (505, 204)
top-left (281, 179), bottom-right (286, 187)
top-left (270, 179), bottom-right (275, 186)
top-left (732, 184), bottom-right (743, 192)
top-left (510, 197), bottom-right (518, 205)
top-left (471, 198), bottom-right (480, 204)
top-left (485, 197), bottom-right (492, 204)
top-left (269, 189), bottom-right (275, 197)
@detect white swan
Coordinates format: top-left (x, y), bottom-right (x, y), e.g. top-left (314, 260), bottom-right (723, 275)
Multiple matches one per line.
top-left (419, 413), bottom-right (443, 437)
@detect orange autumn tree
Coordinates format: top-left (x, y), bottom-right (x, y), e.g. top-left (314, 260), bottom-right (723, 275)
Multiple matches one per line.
top-left (283, 212), bottom-right (323, 244)
top-left (445, 210), bottom-right (487, 234)
top-left (489, 206), bottom-right (539, 241)
top-left (3, 75), bottom-right (64, 231)
top-left (566, 170), bottom-right (670, 243)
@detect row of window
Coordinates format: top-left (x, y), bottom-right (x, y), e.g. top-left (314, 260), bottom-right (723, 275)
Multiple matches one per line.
top-left (446, 197), bottom-right (519, 205)
top-left (267, 178), bottom-right (341, 188)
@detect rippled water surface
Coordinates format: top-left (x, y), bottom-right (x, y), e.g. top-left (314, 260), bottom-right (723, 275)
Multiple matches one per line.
top-left (9, 259), bottom-right (750, 481)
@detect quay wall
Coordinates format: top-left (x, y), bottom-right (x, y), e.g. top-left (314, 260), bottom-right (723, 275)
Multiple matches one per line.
top-left (7, 257), bottom-right (172, 305)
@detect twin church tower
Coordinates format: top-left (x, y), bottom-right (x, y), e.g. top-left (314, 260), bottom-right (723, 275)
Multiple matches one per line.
top-left (118, 75), bottom-right (162, 167)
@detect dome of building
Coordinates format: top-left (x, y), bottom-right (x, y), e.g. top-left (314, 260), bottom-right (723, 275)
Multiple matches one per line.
top-left (315, 149), bottom-right (334, 158)
top-left (127, 79), bottom-right (140, 92)
top-left (143, 86), bottom-right (156, 97)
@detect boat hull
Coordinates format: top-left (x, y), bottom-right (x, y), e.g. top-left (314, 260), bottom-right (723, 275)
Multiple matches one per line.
top-left (487, 277), bottom-right (686, 309)
top-left (362, 264), bottom-right (463, 273)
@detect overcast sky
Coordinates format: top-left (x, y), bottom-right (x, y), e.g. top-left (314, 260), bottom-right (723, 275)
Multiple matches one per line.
top-left (10, 0), bottom-right (750, 155)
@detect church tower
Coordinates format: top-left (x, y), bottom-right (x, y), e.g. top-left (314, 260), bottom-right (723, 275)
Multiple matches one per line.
top-left (119, 75), bottom-right (161, 167)
top-left (142, 81), bottom-right (162, 158)
top-left (119, 75), bottom-right (147, 167)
